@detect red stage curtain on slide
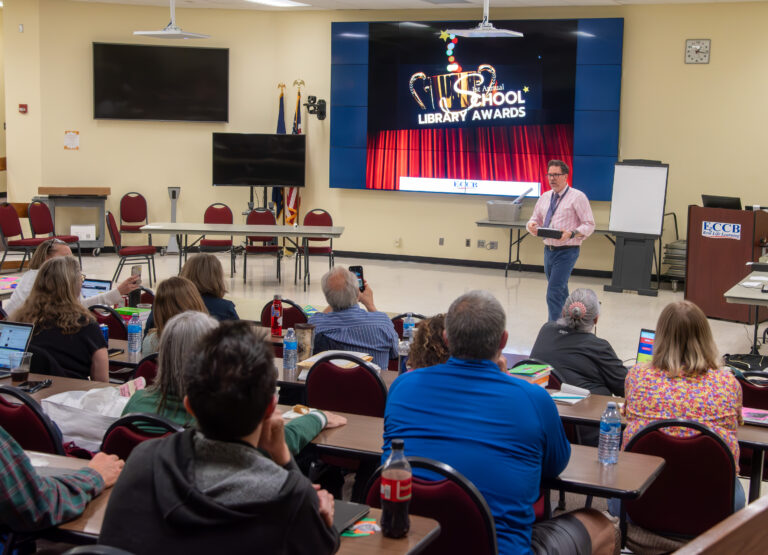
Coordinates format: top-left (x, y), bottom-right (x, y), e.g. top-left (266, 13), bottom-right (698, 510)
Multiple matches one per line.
top-left (366, 124), bottom-right (573, 192)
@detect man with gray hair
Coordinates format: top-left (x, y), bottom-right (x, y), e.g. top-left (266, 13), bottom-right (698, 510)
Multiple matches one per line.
top-left (383, 290), bottom-right (618, 555)
top-left (308, 266), bottom-right (398, 368)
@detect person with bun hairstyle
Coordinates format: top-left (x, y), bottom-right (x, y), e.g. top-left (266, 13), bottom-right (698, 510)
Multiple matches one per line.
top-left (622, 300), bottom-right (745, 510)
top-left (530, 288), bottom-right (627, 397)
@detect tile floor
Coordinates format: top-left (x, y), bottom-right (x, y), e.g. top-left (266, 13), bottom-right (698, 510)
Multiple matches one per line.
top-left (37, 249), bottom-right (762, 363)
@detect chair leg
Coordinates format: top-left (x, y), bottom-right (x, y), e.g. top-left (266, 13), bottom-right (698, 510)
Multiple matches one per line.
top-left (277, 253), bottom-right (282, 284)
top-left (243, 252), bottom-right (247, 284)
top-left (74, 242), bottom-right (82, 267)
top-left (0, 248), bottom-right (7, 274)
top-left (113, 257), bottom-right (125, 283)
top-left (151, 255), bottom-right (157, 286)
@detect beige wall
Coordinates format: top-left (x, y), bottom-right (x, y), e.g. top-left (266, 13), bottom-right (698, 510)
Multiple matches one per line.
top-left (3, 0), bottom-right (767, 270)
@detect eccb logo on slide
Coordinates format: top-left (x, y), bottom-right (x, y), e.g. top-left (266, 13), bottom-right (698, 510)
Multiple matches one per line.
top-left (702, 221), bottom-right (741, 240)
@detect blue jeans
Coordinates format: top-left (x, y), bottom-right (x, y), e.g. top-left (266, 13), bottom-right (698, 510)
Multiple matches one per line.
top-left (543, 246), bottom-right (580, 322)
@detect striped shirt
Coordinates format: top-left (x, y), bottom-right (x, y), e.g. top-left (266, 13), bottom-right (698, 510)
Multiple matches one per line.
top-left (528, 186), bottom-right (595, 246)
top-left (309, 306), bottom-right (399, 368)
top-left (0, 425), bottom-right (104, 531)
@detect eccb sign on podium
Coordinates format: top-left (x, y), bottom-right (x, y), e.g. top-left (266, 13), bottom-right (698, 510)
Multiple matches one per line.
top-left (702, 221), bottom-right (742, 240)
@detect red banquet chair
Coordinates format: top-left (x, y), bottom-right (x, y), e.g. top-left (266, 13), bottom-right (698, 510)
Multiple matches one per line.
top-left (0, 202), bottom-right (48, 272)
top-left (244, 209), bottom-right (282, 284)
top-left (106, 211), bottom-right (156, 286)
top-left (187, 203), bottom-right (235, 277)
top-left (0, 385), bottom-right (64, 455)
top-left (365, 456), bottom-right (497, 555)
top-left (119, 192), bottom-right (150, 235)
top-left (134, 353), bottom-right (159, 386)
top-left (623, 419), bottom-right (736, 541)
top-left (306, 353), bottom-right (387, 418)
top-left (89, 304), bottom-right (128, 341)
top-left (27, 201), bottom-right (82, 265)
top-left (100, 413), bottom-right (183, 461)
top-left (736, 372), bottom-right (768, 480)
top-left (295, 208), bottom-right (334, 286)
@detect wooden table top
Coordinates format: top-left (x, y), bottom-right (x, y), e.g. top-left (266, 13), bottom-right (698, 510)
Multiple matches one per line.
top-left (556, 391), bottom-right (768, 450)
top-left (38, 186), bottom-right (111, 197)
top-left (0, 373), bottom-right (111, 403)
top-left (29, 452), bottom-right (439, 554)
top-left (281, 404), bottom-right (665, 499)
top-left (107, 339), bottom-right (141, 368)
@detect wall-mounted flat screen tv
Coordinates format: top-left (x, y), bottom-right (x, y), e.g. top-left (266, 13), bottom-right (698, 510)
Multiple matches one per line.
top-left (93, 43), bottom-right (229, 122)
top-left (212, 133), bottom-right (306, 188)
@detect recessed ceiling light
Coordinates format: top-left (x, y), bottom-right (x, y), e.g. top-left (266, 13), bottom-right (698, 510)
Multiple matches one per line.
top-left (245, 0), bottom-right (311, 6)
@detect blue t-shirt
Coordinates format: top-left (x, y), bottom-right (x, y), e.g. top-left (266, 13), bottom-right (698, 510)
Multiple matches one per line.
top-left (382, 357), bottom-right (571, 555)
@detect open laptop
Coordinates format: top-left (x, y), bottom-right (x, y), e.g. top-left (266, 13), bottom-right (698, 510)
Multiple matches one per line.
top-left (81, 278), bottom-right (112, 299)
top-left (0, 321), bottom-right (34, 377)
top-left (636, 328), bottom-right (655, 364)
top-left (701, 195), bottom-right (742, 210)
top-left (333, 499), bottom-right (370, 534)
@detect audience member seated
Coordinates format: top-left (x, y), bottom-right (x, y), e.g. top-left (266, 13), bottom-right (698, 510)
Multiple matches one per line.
top-left (531, 289), bottom-right (626, 397)
top-left (309, 266), bottom-right (398, 369)
top-left (383, 290), bottom-right (618, 555)
top-left (142, 276), bottom-right (207, 355)
top-left (6, 238), bottom-right (139, 314)
top-left (100, 321), bottom-right (340, 554)
top-left (124, 311), bottom-right (346, 454)
top-left (144, 253), bottom-right (238, 330)
top-left (622, 300), bottom-right (745, 511)
top-left (0, 425), bottom-right (123, 532)
top-left (11, 256), bottom-right (110, 382)
top-left (408, 313), bottom-right (449, 370)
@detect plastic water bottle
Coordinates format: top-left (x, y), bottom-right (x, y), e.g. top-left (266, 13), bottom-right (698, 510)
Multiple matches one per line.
top-left (283, 328), bottom-right (298, 374)
top-left (598, 401), bottom-right (622, 465)
top-left (127, 314), bottom-right (142, 357)
top-left (398, 339), bottom-right (411, 374)
top-left (403, 313), bottom-right (415, 340)
top-left (380, 439), bottom-right (411, 538)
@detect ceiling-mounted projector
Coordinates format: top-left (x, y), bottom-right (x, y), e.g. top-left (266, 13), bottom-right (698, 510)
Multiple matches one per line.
top-left (444, 0), bottom-right (523, 38)
top-left (133, 0), bottom-right (209, 40)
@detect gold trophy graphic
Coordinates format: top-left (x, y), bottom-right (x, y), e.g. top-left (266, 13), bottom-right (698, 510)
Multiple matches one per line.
top-left (409, 64), bottom-right (497, 113)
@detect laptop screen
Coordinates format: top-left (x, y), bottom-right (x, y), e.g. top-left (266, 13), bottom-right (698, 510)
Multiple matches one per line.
top-left (82, 279), bottom-right (112, 299)
top-left (0, 321), bottom-right (34, 369)
top-left (636, 328), bottom-right (655, 364)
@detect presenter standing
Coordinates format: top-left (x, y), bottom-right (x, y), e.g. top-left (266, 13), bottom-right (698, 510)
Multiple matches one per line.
top-left (526, 160), bottom-right (595, 321)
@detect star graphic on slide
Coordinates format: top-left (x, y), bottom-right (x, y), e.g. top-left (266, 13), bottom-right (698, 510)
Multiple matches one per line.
top-left (439, 30), bottom-right (450, 41)
top-left (523, 86), bottom-right (530, 93)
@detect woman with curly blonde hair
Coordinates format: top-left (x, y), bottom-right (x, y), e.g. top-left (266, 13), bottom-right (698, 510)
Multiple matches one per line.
top-left (11, 256), bottom-right (108, 381)
top-left (408, 314), bottom-right (450, 370)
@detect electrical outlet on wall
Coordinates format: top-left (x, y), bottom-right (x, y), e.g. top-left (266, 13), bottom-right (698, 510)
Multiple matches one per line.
top-left (489, 241), bottom-right (498, 250)
top-left (465, 239), bottom-right (471, 247)
top-left (438, 237), bottom-right (444, 246)
top-left (477, 239), bottom-right (486, 248)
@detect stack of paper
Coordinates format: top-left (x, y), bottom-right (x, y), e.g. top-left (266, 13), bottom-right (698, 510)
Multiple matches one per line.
top-left (549, 384), bottom-right (591, 405)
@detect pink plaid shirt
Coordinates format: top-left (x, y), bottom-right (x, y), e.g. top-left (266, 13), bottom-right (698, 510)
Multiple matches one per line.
top-left (528, 186), bottom-right (595, 246)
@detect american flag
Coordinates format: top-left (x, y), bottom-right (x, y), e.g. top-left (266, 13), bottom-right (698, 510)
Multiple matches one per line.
top-left (285, 89), bottom-right (302, 225)
top-left (271, 87), bottom-right (287, 219)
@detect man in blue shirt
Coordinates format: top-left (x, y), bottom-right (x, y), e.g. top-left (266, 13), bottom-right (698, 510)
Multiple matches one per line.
top-left (309, 267), bottom-right (398, 369)
top-left (383, 291), bottom-right (617, 555)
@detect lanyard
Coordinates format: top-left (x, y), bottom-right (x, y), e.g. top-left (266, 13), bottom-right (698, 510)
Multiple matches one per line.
top-left (550, 187), bottom-right (569, 216)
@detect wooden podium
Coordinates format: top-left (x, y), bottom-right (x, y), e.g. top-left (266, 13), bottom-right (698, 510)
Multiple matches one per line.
top-left (686, 205), bottom-right (768, 323)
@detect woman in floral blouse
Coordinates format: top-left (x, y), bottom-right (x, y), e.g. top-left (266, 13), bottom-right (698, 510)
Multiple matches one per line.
top-left (623, 300), bottom-right (745, 510)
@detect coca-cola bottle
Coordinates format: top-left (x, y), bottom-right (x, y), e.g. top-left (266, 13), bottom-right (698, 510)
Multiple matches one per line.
top-left (270, 295), bottom-right (283, 337)
top-left (380, 439), bottom-right (411, 538)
